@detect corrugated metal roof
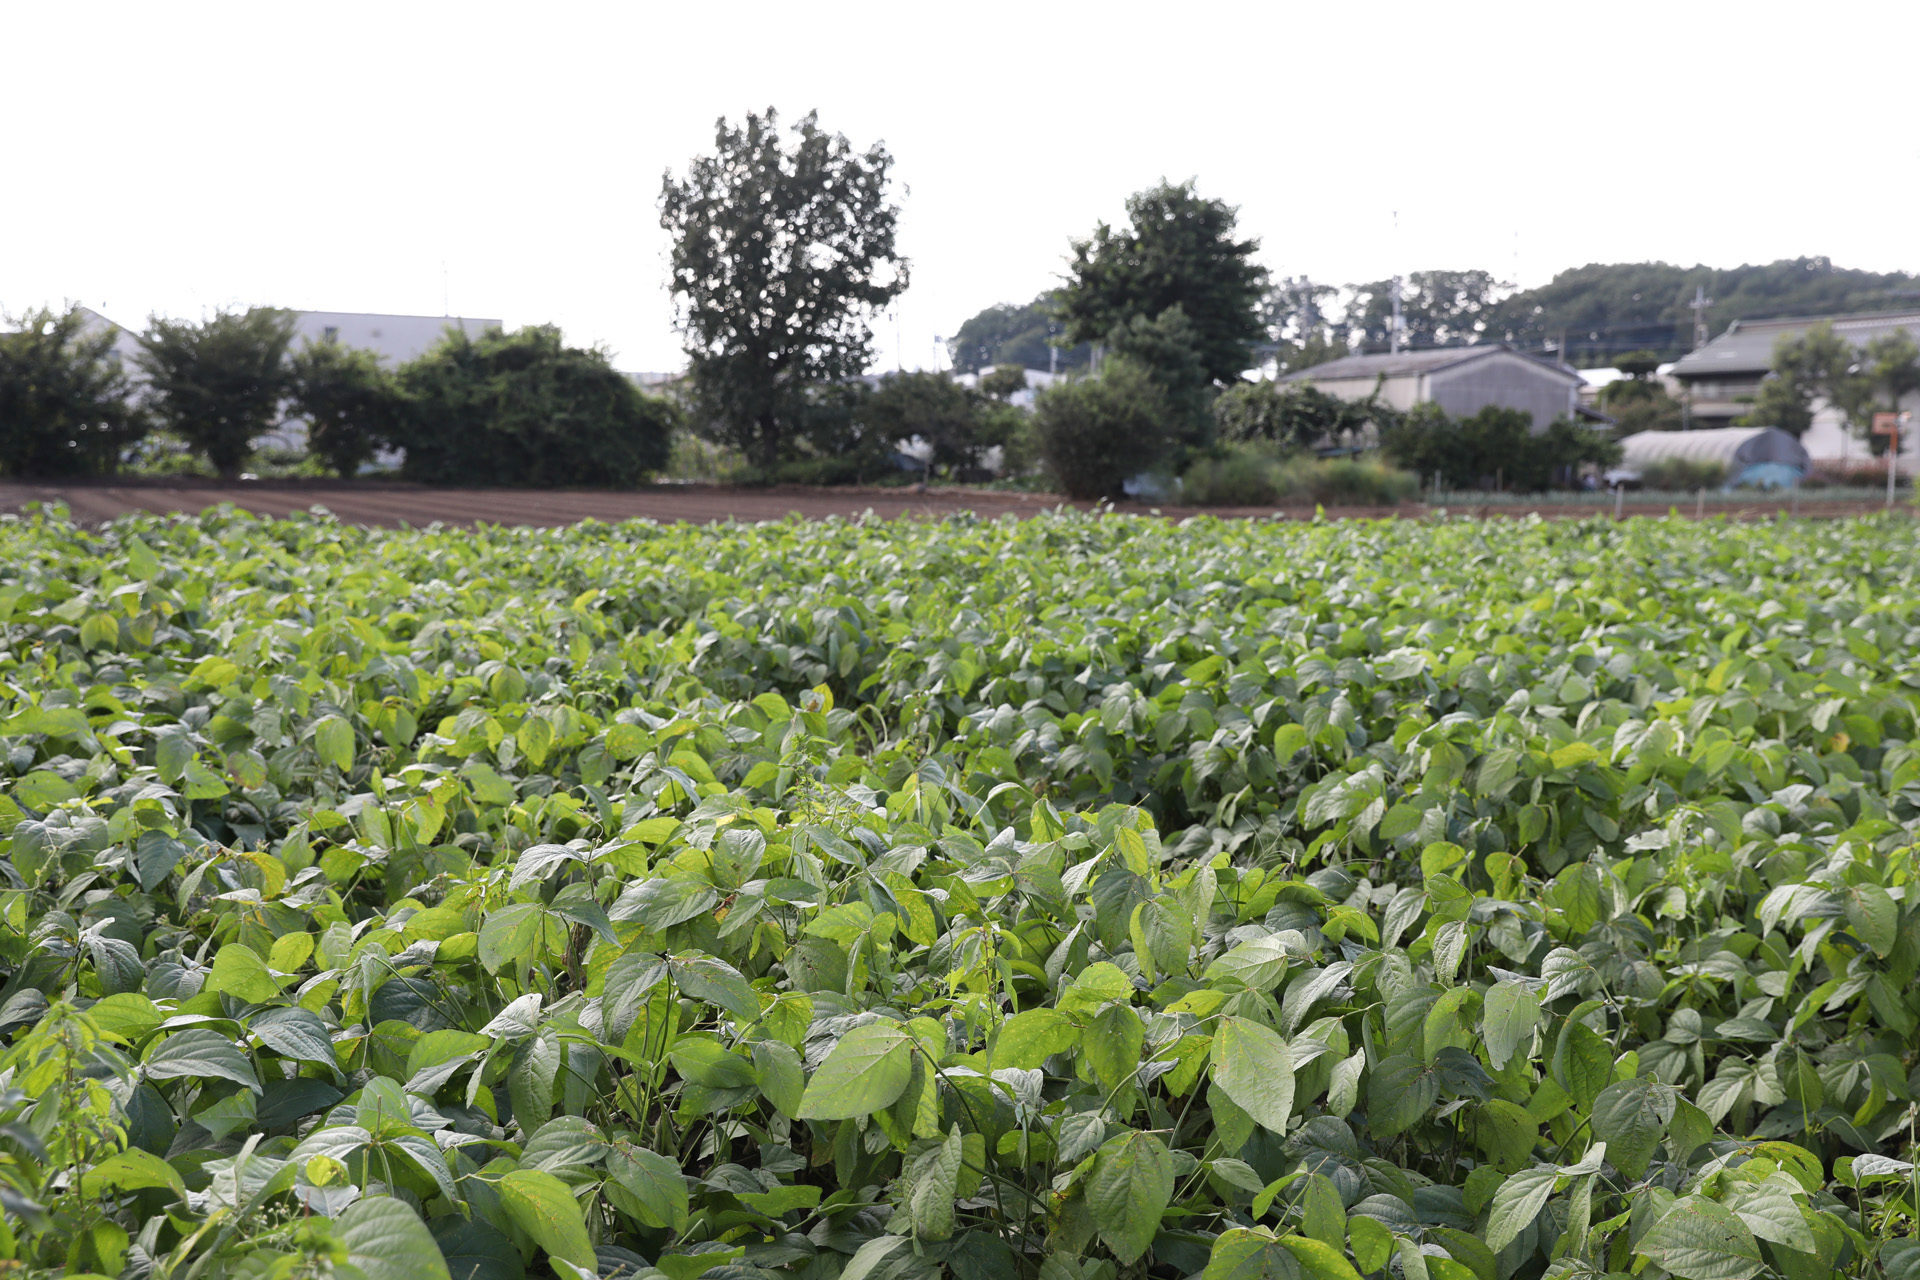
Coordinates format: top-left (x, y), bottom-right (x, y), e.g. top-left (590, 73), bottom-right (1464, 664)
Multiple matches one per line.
top-left (1278, 344), bottom-right (1580, 384)
top-left (1670, 311), bottom-right (1920, 378)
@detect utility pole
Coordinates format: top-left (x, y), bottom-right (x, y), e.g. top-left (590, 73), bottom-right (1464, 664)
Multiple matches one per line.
top-left (1690, 285), bottom-right (1712, 350)
top-left (1389, 209), bottom-right (1403, 354)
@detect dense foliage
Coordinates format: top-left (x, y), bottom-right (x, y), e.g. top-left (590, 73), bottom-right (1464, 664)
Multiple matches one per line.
top-left (1381, 407), bottom-right (1620, 492)
top-left (137, 308), bottom-right (297, 479)
top-left (661, 109), bottom-right (909, 469)
top-left (0, 305), bottom-right (148, 478)
top-left (289, 339), bottom-right (409, 479)
top-left (1060, 181), bottom-right (1269, 387)
top-left (393, 327), bottom-right (678, 488)
top-left (4, 506), bottom-right (1920, 1280)
top-left (1030, 360), bottom-right (1178, 498)
top-left (946, 295), bottom-right (1089, 376)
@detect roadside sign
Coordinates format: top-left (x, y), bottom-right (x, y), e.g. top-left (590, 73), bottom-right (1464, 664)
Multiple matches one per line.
top-left (1873, 411), bottom-right (1908, 436)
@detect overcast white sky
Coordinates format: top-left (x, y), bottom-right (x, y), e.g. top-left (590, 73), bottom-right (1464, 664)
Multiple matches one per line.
top-left (8, 1), bottom-right (1919, 373)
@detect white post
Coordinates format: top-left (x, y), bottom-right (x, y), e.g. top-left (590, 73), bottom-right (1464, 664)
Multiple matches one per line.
top-left (1889, 428), bottom-right (1898, 509)
top-left (1614, 484), bottom-right (1625, 520)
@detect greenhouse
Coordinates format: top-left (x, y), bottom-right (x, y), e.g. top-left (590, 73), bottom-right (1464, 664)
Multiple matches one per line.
top-left (1615, 425), bottom-right (1811, 488)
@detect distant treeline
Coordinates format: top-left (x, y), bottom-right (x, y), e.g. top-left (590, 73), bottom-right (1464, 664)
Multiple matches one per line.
top-left (955, 258), bottom-right (1920, 372)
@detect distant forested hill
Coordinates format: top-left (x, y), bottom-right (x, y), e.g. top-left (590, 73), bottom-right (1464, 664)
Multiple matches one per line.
top-left (1486, 257), bottom-right (1920, 363)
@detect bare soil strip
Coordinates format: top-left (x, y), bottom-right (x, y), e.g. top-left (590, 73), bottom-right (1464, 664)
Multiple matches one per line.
top-left (0, 480), bottom-right (1906, 528)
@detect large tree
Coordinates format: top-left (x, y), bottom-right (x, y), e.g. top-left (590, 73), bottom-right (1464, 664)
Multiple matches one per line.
top-left (138, 307), bottom-right (296, 478)
top-left (0, 305), bottom-right (146, 477)
top-left (1059, 180), bottom-right (1268, 386)
top-left (947, 291), bottom-right (1089, 374)
top-left (661, 109), bottom-right (908, 468)
top-left (1344, 269), bottom-right (1509, 351)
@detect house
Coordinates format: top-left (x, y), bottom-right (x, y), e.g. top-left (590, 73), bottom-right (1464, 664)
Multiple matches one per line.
top-left (1277, 344), bottom-right (1586, 432)
top-left (1669, 310), bottom-right (1920, 467)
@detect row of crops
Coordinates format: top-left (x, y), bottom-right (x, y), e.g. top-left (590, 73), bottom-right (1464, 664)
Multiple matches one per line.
top-left (2, 504), bottom-right (1919, 1280)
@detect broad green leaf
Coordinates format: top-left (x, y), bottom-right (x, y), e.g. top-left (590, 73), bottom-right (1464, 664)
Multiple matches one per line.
top-left (1480, 980), bottom-right (1540, 1070)
top-left (314, 716), bottom-right (355, 772)
top-left (606, 1139), bottom-right (689, 1231)
top-left (795, 1021), bottom-right (914, 1119)
top-left (1211, 1017), bottom-right (1294, 1135)
top-left (337, 1196), bottom-right (453, 1280)
top-left (497, 1169), bottom-right (594, 1271)
top-left (208, 945), bottom-right (283, 1004)
top-left (1366, 1054), bottom-right (1437, 1138)
top-left (995, 1007), bottom-right (1079, 1068)
top-left (1485, 1165), bottom-right (1558, 1250)
top-left (1590, 1077), bottom-right (1674, 1180)
top-left (1637, 1195), bottom-right (1764, 1280)
top-left (146, 1029), bottom-right (259, 1092)
top-left (1086, 1129), bottom-right (1174, 1264)
top-left (1205, 1228), bottom-right (1305, 1280)
top-left (907, 1126), bottom-right (963, 1242)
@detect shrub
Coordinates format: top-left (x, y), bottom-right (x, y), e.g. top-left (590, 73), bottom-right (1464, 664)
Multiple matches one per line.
top-left (1032, 359), bottom-right (1178, 499)
top-left (1383, 405), bottom-right (1618, 490)
top-left (1213, 379), bottom-right (1380, 449)
top-left (1305, 456), bottom-right (1419, 505)
top-left (0, 304), bottom-right (147, 477)
top-left (1180, 445), bottom-right (1417, 507)
top-left (1638, 457), bottom-right (1727, 489)
top-left (394, 325), bottom-right (677, 487)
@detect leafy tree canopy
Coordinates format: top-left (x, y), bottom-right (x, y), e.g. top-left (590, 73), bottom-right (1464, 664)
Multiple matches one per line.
top-left (138, 307), bottom-right (295, 478)
top-left (1105, 305), bottom-right (1214, 452)
top-left (392, 325), bottom-right (676, 487)
top-left (1060, 180), bottom-right (1268, 386)
top-left (858, 370), bottom-right (1018, 476)
top-left (947, 292), bottom-right (1089, 374)
top-left (287, 339), bottom-right (405, 478)
top-left (1213, 381), bottom-right (1380, 450)
top-left (0, 304), bottom-right (146, 478)
top-left (1346, 269), bottom-right (1509, 352)
top-left (661, 108), bottom-right (908, 468)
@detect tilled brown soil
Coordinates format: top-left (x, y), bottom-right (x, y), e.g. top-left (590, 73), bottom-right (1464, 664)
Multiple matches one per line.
top-left (0, 479), bottom-right (1906, 528)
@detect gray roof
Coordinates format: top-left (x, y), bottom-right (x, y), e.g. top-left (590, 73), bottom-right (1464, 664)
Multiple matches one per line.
top-left (1279, 343), bottom-right (1580, 384)
top-left (1670, 310), bottom-right (1920, 378)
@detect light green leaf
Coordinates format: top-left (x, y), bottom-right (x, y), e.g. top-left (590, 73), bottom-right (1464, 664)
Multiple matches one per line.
top-left (1637, 1195), bottom-right (1764, 1280)
top-left (1481, 980), bottom-right (1540, 1070)
top-left (208, 944), bottom-right (283, 1004)
top-left (995, 1007), bottom-right (1079, 1069)
top-left (1485, 1165), bottom-right (1558, 1251)
top-left (795, 1021), bottom-right (914, 1119)
top-left (498, 1169), bottom-right (595, 1271)
top-left (314, 716), bottom-right (355, 772)
top-left (1204, 1228), bottom-right (1305, 1280)
top-left (1211, 1017), bottom-right (1294, 1135)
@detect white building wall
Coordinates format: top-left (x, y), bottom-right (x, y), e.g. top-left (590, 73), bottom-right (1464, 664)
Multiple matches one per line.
top-left (1800, 396), bottom-right (1920, 473)
top-left (292, 312), bottom-right (498, 365)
